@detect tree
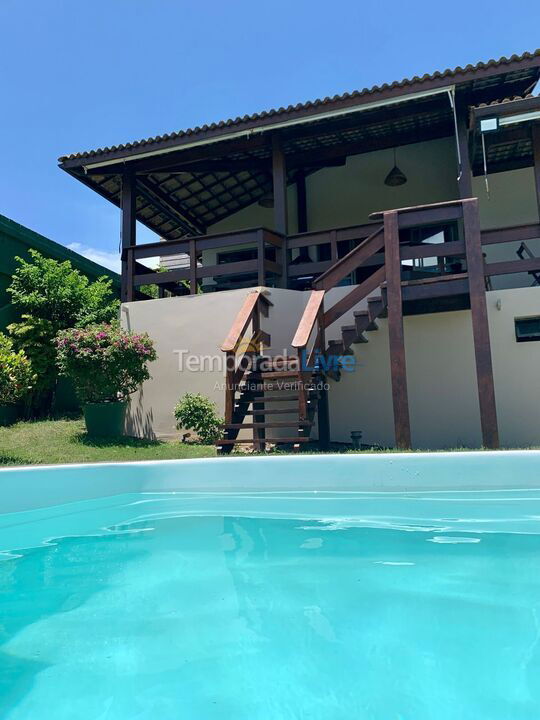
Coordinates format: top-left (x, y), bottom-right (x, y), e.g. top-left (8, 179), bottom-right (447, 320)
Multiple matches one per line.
top-left (7, 250), bottom-right (119, 414)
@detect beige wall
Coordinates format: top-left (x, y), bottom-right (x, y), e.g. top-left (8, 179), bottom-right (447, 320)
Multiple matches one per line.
top-left (121, 288), bottom-right (308, 438)
top-left (473, 167), bottom-right (540, 291)
top-left (122, 285), bottom-right (540, 449)
top-left (330, 286), bottom-right (540, 449)
top-left (207, 137), bottom-right (459, 237)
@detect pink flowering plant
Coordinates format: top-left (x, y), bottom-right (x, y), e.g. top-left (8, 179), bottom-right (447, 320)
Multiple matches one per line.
top-left (56, 324), bottom-right (157, 404)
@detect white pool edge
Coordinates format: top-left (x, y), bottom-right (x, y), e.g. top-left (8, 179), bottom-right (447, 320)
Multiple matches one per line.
top-left (1, 450), bottom-right (540, 515)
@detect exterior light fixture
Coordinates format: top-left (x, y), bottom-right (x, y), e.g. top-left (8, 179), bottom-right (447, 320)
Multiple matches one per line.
top-left (479, 117), bottom-right (499, 133)
top-left (258, 191), bottom-right (274, 208)
top-left (384, 148), bottom-right (407, 187)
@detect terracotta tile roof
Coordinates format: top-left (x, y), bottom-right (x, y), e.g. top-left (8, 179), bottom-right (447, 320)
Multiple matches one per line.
top-left (59, 50), bottom-right (540, 165)
top-left (474, 93), bottom-right (538, 109)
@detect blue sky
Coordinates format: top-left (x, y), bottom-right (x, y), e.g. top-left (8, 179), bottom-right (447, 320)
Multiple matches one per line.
top-left (1, 0), bottom-right (539, 272)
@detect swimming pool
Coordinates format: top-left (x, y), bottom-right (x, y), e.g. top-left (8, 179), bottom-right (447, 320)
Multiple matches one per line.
top-left (1, 453), bottom-right (540, 719)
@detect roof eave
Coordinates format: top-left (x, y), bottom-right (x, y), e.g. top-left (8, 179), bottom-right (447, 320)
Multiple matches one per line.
top-left (59, 50), bottom-right (540, 172)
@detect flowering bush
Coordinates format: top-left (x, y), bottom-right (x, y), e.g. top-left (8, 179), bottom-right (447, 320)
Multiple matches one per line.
top-left (0, 333), bottom-right (35, 405)
top-left (56, 324), bottom-right (157, 404)
top-left (174, 393), bottom-right (223, 444)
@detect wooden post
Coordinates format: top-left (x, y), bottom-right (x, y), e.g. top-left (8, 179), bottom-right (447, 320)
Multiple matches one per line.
top-left (296, 170), bottom-right (307, 233)
top-left (126, 249), bottom-right (135, 302)
top-left (121, 171), bottom-right (136, 303)
top-left (257, 229), bottom-right (266, 286)
top-left (533, 123), bottom-right (540, 221)
top-left (224, 351), bottom-right (235, 424)
top-left (384, 211), bottom-right (411, 450)
top-left (329, 230), bottom-right (338, 262)
top-left (456, 108), bottom-right (473, 199)
top-left (252, 300), bottom-right (265, 451)
top-left (272, 136), bottom-right (288, 235)
top-left (316, 301), bottom-right (330, 450)
top-left (189, 238), bottom-right (197, 294)
top-left (462, 199), bottom-right (499, 449)
top-left (273, 136), bottom-right (289, 288)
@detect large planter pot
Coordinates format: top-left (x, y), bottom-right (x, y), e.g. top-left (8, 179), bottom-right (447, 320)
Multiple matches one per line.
top-left (0, 405), bottom-right (19, 427)
top-left (83, 401), bottom-right (127, 437)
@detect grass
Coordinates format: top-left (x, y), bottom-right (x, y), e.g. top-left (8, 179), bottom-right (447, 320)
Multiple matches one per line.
top-left (0, 417), bottom-right (216, 467)
top-left (1, 417), bottom-right (536, 467)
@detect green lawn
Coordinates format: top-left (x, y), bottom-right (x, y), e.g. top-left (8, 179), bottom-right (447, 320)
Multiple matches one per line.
top-left (0, 417), bottom-right (216, 466)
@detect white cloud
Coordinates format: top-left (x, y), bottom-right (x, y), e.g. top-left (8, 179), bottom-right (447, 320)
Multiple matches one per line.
top-left (67, 243), bottom-right (121, 273)
top-left (67, 244), bottom-right (159, 274)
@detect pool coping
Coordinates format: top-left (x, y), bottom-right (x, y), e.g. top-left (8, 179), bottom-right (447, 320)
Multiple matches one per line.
top-left (1, 450), bottom-right (540, 515)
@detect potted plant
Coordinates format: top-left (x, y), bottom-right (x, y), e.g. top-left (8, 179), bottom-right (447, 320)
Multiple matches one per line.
top-left (0, 333), bottom-right (35, 426)
top-left (56, 324), bottom-right (157, 437)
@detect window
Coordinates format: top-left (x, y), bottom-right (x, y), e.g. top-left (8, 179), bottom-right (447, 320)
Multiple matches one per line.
top-left (515, 317), bottom-right (540, 343)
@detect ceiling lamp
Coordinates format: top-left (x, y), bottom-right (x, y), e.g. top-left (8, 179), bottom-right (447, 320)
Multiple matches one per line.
top-left (258, 191), bottom-right (274, 208)
top-left (384, 148), bottom-right (407, 187)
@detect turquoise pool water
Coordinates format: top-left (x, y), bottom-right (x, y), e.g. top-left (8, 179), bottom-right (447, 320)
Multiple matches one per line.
top-left (1, 489), bottom-right (540, 719)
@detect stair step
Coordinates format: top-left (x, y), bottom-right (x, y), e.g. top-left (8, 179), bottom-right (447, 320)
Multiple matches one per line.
top-left (261, 358), bottom-right (300, 371)
top-left (243, 408), bottom-right (299, 415)
top-left (354, 310), bottom-right (379, 331)
top-left (367, 295), bottom-right (387, 320)
top-left (216, 436), bottom-right (312, 446)
top-left (341, 325), bottom-right (359, 349)
top-left (326, 340), bottom-right (354, 357)
top-left (239, 382), bottom-right (305, 392)
top-left (239, 393), bottom-right (301, 402)
top-left (250, 370), bottom-right (300, 380)
top-left (224, 421), bottom-right (313, 429)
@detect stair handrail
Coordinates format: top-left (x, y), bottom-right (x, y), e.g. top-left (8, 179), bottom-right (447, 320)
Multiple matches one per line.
top-left (220, 289), bottom-right (272, 352)
top-left (220, 288), bottom-right (272, 425)
top-left (312, 225), bottom-right (384, 291)
top-left (292, 290), bottom-right (325, 349)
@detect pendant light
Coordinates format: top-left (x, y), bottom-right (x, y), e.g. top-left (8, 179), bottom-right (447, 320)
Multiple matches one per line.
top-left (384, 148), bottom-right (407, 187)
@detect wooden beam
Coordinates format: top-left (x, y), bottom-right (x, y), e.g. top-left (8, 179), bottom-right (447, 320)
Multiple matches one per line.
top-left (462, 199), bottom-right (499, 449)
top-left (272, 136), bottom-right (288, 235)
top-left (137, 177), bottom-right (206, 235)
top-left (533, 122), bottom-right (540, 221)
top-left (384, 211), bottom-right (411, 450)
top-left (121, 172), bottom-right (136, 302)
top-left (189, 238), bottom-right (197, 294)
top-left (323, 266), bottom-right (386, 328)
top-left (296, 170), bottom-right (307, 233)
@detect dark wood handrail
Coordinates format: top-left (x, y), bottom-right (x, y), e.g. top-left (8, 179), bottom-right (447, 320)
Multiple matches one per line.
top-left (221, 289), bottom-right (270, 352)
top-left (292, 290), bottom-right (325, 348)
top-left (313, 225), bottom-right (384, 291)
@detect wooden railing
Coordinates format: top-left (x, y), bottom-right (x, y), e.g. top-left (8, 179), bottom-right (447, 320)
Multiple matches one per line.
top-left (291, 198), bottom-right (507, 451)
top-left (220, 290), bottom-right (272, 447)
top-left (122, 209), bottom-right (540, 302)
top-left (123, 227), bottom-right (285, 301)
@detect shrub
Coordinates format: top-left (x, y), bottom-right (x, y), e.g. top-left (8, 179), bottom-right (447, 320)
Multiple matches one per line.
top-left (7, 250), bottom-right (119, 413)
top-left (56, 324), bottom-right (157, 404)
top-left (0, 333), bottom-right (35, 406)
top-left (174, 393), bottom-right (223, 444)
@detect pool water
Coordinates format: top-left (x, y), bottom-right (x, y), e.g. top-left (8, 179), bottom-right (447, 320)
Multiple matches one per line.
top-left (1, 490), bottom-right (540, 719)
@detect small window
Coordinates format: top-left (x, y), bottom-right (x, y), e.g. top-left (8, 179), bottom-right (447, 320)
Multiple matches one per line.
top-left (515, 317), bottom-right (540, 343)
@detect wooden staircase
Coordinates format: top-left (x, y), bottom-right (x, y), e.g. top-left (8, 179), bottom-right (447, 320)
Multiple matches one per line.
top-left (216, 199), bottom-right (500, 452)
top-left (216, 291), bottom-right (325, 452)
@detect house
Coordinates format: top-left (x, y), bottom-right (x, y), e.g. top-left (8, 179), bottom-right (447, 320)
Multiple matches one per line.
top-left (0, 214), bottom-right (121, 330)
top-left (59, 50), bottom-right (540, 450)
